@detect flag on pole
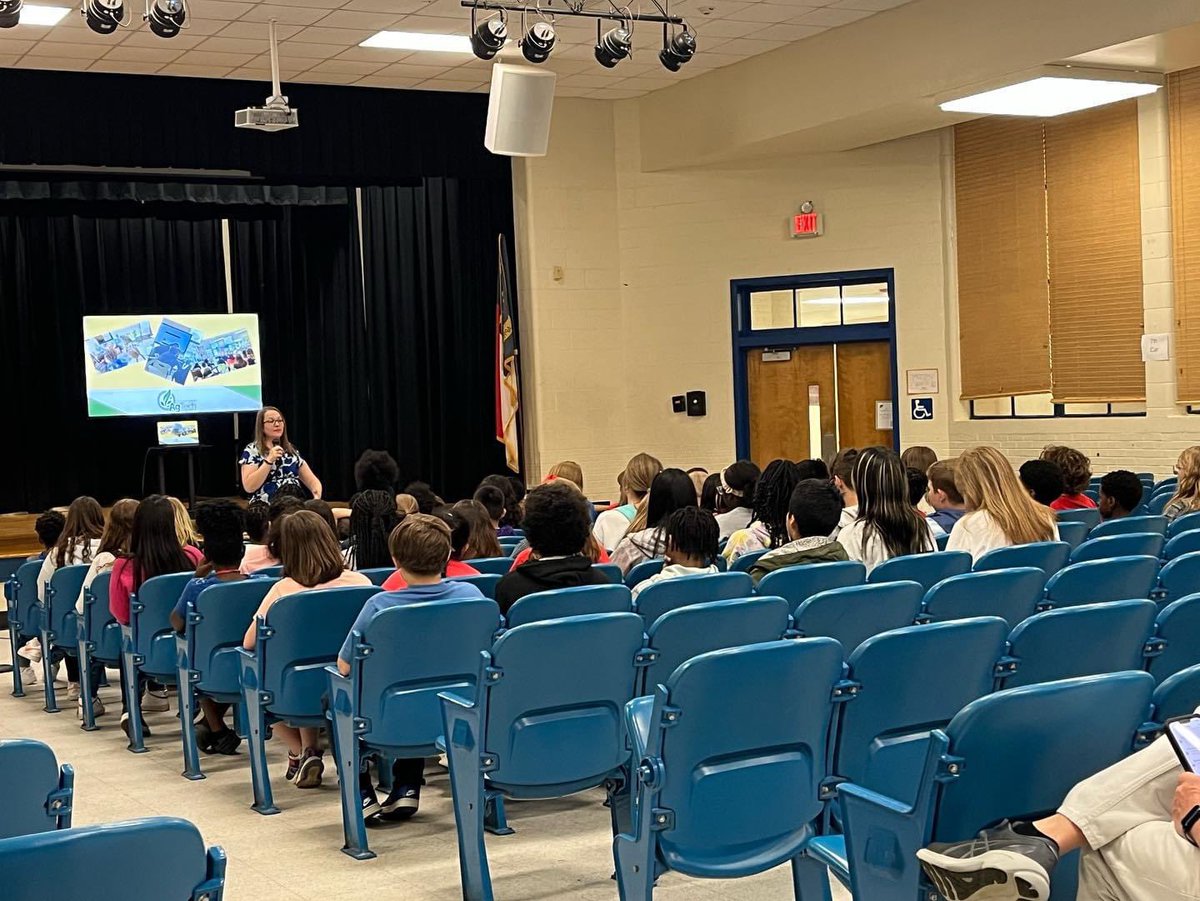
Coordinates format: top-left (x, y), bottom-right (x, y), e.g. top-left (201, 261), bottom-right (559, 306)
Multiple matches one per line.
top-left (495, 234), bottom-right (520, 473)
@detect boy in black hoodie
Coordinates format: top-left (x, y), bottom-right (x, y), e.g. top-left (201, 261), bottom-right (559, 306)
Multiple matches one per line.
top-left (495, 480), bottom-right (608, 614)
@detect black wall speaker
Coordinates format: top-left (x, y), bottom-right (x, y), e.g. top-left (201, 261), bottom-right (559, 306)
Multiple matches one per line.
top-left (686, 390), bottom-right (707, 417)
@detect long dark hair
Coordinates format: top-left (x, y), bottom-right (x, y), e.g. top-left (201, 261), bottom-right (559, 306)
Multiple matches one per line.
top-left (451, 500), bottom-right (503, 559)
top-left (126, 495), bottom-right (194, 590)
top-left (348, 489), bottom-right (400, 569)
top-left (97, 498), bottom-right (139, 558)
top-left (644, 469), bottom-right (699, 532)
top-left (853, 447), bottom-right (933, 558)
top-left (751, 460), bottom-right (802, 548)
top-left (54, 495), bottom-right (105, 567)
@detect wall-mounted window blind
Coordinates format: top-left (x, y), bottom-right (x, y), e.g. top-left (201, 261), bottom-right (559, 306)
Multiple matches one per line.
top-left (1170, 68), bottom-right (1200, 403)
top-left (1046, 100), bottom-right (1145, 403)
top-left (955, 118), bottom-right (1050, 399)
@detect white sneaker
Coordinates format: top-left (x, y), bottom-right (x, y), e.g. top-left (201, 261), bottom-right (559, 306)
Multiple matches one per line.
top-left (17, 639), bottom-right (42, 663)
top-left (142, 691), bottom-right (170, 712)
top-left (66, 682), bottom-right (81, 700)
top-left (77, 697), bottom-right (106, 719)
top-left (18, 666), bottom-right (37, 686)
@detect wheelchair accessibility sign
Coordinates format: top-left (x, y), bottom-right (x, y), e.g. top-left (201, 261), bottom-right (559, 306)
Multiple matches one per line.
top-left (911, 397), bottom-right (934, 421)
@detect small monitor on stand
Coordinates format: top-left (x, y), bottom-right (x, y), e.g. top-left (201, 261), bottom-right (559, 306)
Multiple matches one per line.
top-left (157, 420), bottom-right (199, 446)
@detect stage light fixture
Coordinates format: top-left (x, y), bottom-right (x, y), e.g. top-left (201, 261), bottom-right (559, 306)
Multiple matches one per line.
top-left (470, 6), bottom-right (507, 60)
top-left (0, 0), bottom-right (21, 27)
top-left (144, 0), bottom-right (185, 37)
top-left (594, 22), bottom-right (631, 68)
top-left (520, 17), bottom-right (554, 63)
top-left (82, 0), bottom-right (126, 35)
top-left (658, 26), bottom-right (694, 72)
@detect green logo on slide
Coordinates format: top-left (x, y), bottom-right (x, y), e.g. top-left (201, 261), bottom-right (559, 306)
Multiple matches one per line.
top-left (158, 390), bottom-right (181, 412)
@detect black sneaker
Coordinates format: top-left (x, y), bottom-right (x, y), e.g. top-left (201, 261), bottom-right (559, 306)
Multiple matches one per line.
top-left (209, 727), bottom-right (242, 755)
top-left (120, 712), bottom-right (152, 739)
top-left (380, 783), bottom-right (421, 821)
top-left (285, 753), bottom-right (302, 782)
top-left (194, 721), bottom-right (215, 753)
top-left (361, 784), bottom-right (382, 822)
top-left (917, 819), bottom-right (1059, 901)
top-left (295, 748), bottom-right (324, 789)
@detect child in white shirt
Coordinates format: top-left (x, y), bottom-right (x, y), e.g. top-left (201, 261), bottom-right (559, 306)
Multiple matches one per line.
top-left (631, 507), bottom-right (720, 600)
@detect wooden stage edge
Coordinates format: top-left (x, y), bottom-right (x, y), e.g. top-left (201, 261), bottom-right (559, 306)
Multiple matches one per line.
top-left (0, 496), bottom-right (352, 559)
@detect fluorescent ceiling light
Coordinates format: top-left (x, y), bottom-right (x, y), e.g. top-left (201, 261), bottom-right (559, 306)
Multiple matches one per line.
top-left (19, 4), bottom-right (71, 24)
top-left (940, 68), bottom-right (1161, 117)
top-left (360, 30), bottom-right (472, 52)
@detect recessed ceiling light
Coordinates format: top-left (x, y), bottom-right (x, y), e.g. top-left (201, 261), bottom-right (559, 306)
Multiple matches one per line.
top-left (19, 4), bottom-right (71, 24)
top-left (939, 67), bottom-right (1162, 117)
top-left (360, 30), bottom-right (472, 52)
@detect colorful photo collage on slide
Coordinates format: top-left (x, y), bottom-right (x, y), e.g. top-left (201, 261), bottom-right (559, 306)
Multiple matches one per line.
top-left (87, 318), bottom-right (258, 386)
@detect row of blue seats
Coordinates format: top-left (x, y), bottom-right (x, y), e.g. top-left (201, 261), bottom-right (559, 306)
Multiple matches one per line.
top-left (0, 740), bottom-right (226, 900)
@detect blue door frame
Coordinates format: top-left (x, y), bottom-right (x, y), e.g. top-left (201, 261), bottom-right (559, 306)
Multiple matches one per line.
top-left (730, 268), bottom-right (900, 459)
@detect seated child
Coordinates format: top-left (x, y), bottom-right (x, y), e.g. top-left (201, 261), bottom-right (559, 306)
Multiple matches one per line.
top-left (28, 510), bottom-right (65, 561)
top-left (907, 467), bottom-right (944, 536)
top-left (631, 507), bottom-right (720, 600)
top-left (749, 480), bottom-right (849, 585)
top-left (170, 499), bottom-right (256, 755)
top-left (338, 514), bottom-right (485, 822)
top-left (239, 501), bottom-right (277, 574)
top-left (926, 460), bottom-right (968, 533)
top-left (1019, 460), bottom-right (1066, 507)
top-left (1099, 470), bottom-right (1144, 521)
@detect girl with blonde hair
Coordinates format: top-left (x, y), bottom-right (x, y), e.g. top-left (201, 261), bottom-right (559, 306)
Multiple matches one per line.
top-left (949, 446), bottom-right (1059, 561)
top-left (546, 461), bottom-right (584, 493)
top-left (593, 453), bottom-right (663, 550)
top-left (168, 496), bottom-right (199, 547)
top-left (1164, 446), bottom-right (1200, 523)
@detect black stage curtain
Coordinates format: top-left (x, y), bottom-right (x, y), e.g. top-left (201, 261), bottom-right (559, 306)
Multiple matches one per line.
top-left (228, 204), bottom-right (369, 503)
top-left (0, 202), bottom-right (230, 512)
top-left (361, 180), bottom-right (514, 501)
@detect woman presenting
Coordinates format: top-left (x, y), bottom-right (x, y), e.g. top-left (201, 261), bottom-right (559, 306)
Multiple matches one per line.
top-left (240, 406), bottom-right (323, 503)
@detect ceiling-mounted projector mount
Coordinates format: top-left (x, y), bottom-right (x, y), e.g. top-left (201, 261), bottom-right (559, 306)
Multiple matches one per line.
top-left (463, 0), bottom-right (696, 72)
top-left (235, 19), bottom-right (299, 132)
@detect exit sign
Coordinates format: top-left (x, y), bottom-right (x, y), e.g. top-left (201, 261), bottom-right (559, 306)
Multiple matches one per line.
top-left (791, 211), bottom-right (823, 238)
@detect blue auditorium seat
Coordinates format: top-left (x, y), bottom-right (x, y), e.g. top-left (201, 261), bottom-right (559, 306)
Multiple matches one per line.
top-left (867, 550), bottom-right (971, 592)
top-left (1149, 493), bottom-right (1172, 515)
top-left (1069, 532), bottom-right (1164, 564)
top-left (78, 571), bottom-right (119, 731)
top-left (0, 817), bottom-right (226, 901)
top-left (625, 558), bottom-right (664, 588)
top-left (358, 567), bottom-right (393, 586)
top-left (920, 567), bottom-right (1046, 627)
top-left (793, 581), bottom-right (925, 656)
top-left (1154, 552), bottom-right (1200, 605)
top-left (972, 541), bottom-right (1069, 575)
top-left (615, 639), bottom-right (845, 901)
top-left (1168, 510), bottom-right (1200, 538)
top-left (238, 584), bottom-right (379, 814)
top-left (120, 572), bottom-right (194, 752)
top-left (935, 532), bottom-right (950, 551)
top-left (6, 560), bottom-right (42, 698)
top-left (633, 571), bottom-right (754, 629)
top-left (0, 739), bottom-right (73, 839)
top-left (1042, 556), bottom-right (1159, 608)
top-left (506, 583), bottom-right (631, 628)
top-left (756, 560), bottom-right (866, 615)
top-left (1163, 530), bottom-right (1200, 561)
top-left (1090, 515), bottom-right (1166, 538)
top-left (448, 574), bottom-right (502, 599)
top-left (593, 563), bottom-right (623, 584)
top-left (177, 579), bottom-right (275, 780)
top-left (639, 596), bottom-right (790, 693)
top-left (257, 565), bottom-right (284, 578)
top-left (1056, 507), bottom-right (1101, 531)
top-left (812, 672), bottom-right (1154, 901)
top-left (328, 596), bottom-right (500, 859)
top-left (37, 564), bottom-right (89, 713)
top-left (440, 612), bottom-right (645, 899)
top-left (1147, 593), bottom-right (1200, 683)
top-left (469, 557), bottom-right (515, 576)
top-left (1151, 663), bottom-right (1200, 725)
top-left (1054, 522), bottom-right (1088, 551)
top-left (729, 549), bottom-right (768, 573)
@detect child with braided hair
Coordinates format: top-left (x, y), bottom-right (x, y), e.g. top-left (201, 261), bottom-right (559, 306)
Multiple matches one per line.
top-left (722, 459), bottom-right (802, 563)
top-left (631, 507), bottom-right (720, 600)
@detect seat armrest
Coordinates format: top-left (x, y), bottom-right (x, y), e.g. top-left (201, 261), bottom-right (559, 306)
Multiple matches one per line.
top-left (625, 696), bottom-right (655, 761)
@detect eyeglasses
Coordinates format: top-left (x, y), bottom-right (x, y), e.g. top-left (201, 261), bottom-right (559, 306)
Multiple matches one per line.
top-left (263, 418), bottom-right (285, 426)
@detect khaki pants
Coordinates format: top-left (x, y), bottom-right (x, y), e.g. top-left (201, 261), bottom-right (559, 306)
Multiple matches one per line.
top-left (1059, 732), bottom-right (1200, 900)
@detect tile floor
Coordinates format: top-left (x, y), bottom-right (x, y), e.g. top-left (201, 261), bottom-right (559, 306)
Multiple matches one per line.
top-left (0, 638), bottom-right (850, 901)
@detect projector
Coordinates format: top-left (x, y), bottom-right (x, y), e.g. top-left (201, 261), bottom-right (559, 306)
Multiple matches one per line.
top-left (235, 96), bottom-right (298, 132)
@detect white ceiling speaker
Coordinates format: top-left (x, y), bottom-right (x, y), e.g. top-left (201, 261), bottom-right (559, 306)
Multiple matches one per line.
top-left (484, 62), bottom-right (556, 158)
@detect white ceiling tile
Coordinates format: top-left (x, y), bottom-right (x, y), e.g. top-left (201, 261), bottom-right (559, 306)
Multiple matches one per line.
top-left (174, 18), bottom-right (231, 34)
top-left (0, 53), bottom-right (19, 65)
top-left (292, 69), bottom-right (362, 82)
top-left (585, 87), bottom-right (644, 99)
top-left (553, 85), bottom-right (595, 97)
top-left (830, 0), bottom-right (908, 9)
top-left (789, 5), bottom-right (871, 25)
top-left (302, 57), bottom-right (386, 74)
top-left (244, 52), bottom-right (309, 76)
top-left (341, 0), bottom-right (431, 12)
top-left (413, 75), bottom-right (486, 88)
top-left (688, 2), bottom-right (754, 20)
top-left (353, 73), bottom-right (425, 87)
top-left (195, 0), bottom-right (255, 18)
top-left (118, 29), bottom-right (206, 47)
top-left (388, 14), bottom-right (465, 33)
top-left (89, 58), bottom-right (165, 72)
top-left (724, 3), bottom-right (815, 22)
top-left (25, 41), bottom-right (109, 59)
top-left (711, 35), bottom-right (787, 55)
top-left (410, 0), bottom-right (464, 16)
top-left (748, 21), bottom-right (824, 40)
top-left (333, 44), bottom-right (411, 60)
top-left (30, 24), bottom-right (126, 45)
top-left (102, 43), bottom-right (187, 61)
top-left (0, 37), bottom-right (39, 52)
top-left (236, 5), bottom-right (328, 25)
top-left (689, 18), bottom-right (763, 39)
top-left (278, 39), bottom-right (348, 57)
top-left (175, 48), bottom-right (256, 65)
top-left (286, 25), bottom-right (372, 44)
top-left (314, 9), bottom-right (406, 29)
top-left (195, 35), bottom-right (272, 53)
top-left (158, 61), bottom-right (235, 76)
top-left (369, 60), bottom-right (453, 78)
top-left (216, 21), bottom-right (303, 39)
top-left (15, 56), bottom-right (91, 69)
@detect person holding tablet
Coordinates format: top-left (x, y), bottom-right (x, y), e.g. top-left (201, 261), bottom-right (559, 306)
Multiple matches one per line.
top-left (240, 407), bottom-right (323, 504)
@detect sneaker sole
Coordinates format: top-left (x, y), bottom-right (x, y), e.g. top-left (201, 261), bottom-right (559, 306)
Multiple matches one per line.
top-left (295, 758), bottom-right (324, 789)
top-left (916, 848), bottom-right (1050, 901)
top-left (362, 800), bottom-right (383, 820)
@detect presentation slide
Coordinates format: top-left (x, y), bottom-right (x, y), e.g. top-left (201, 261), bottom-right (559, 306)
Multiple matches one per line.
top-left (83, 313), bottom-right (263, 417)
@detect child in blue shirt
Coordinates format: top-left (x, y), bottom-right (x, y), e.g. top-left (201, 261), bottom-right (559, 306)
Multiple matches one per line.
top-left (338, 513), bottom-right (484, 823)
top-left (169, 500), bottom-right (260, 755)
